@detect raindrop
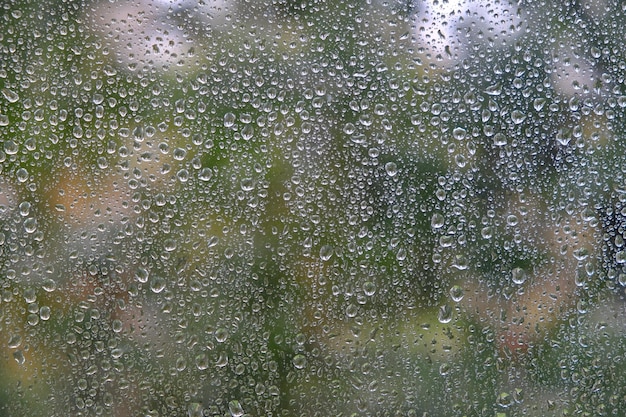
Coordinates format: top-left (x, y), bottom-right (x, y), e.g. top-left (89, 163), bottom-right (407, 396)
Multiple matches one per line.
top-left (150, 277), bottom-right (166, 293)
top-left (241, 125), bottom-right (254, 140)
top-left (2, 88), bottom-right (19, 103)
top-left (511, 267), bottom-right (527, 285)
top-left (164, 239), bottom-right (177, 252)
top-left (215, 328), bottom-right (229, 343)
top-left (449, 285), bottom-right (464, 302)
top-left (228, 400), bottom-right (244, 417)
top-left (431, 213), bottom-right (444, 229)
top-left (224, 113), bottom-right (236, 127)
top-left (16, 168), bottom-right (29, 183)
top-left (438, 304), bottom-right (453, 324)
top-left (135, 267), bottom-right (149, 283)
top-left (216, 352), bottom-right (229, 367)
top-left (319, 245), bottom-right (333, 261)
top-left (493, 133), bottom-right (507, 146)
top-left (385, 162), bottom-right (398, 177)
top-left (452, 127), bottom-right (466, 140)
top-left (510, 110), bottom-right (526, 124)
top-left (195, 353), bottom-right (209, 370)
top-left (23, 218), bottom-right (37, 234)
top-left (198, 168), bottom-right (213, 181)
top-left (39, 306), bottom-right (50, 321)
top-left (4, 140), bottom-right (18, 155)
top-left (292, 354), bottom-right (307, 369)
top-left (363, 281), bottom-right (376, 296)
top-left (8, 334), bottom-right (22, 349)
top-left (42, 279), bottom-right (56, 292)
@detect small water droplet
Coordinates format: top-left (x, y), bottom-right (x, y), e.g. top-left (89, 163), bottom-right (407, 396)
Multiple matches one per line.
top-left (431, 213), bottom-right (444, 229)
top-left (150, 276), bottom-right (166, 293)
top-left (39, 306), bottom-right (51, 321)
top-left (198, 168), bottom-right (213, 181)
top-left (228, 400), bottom-right (244, 417)
top-left (135, 267), bottom-right (149, 283)
top-left (2, 88), bottom-right (19, 103)
top-left (4, 140), bottom-right (18, 155)
top-left (13, 350), bottom-right (25, 365)
top-left (195, 353), bottom-right (209, 370)
top-left (292, 354), bottom-right (307, 369)
top-left (438, 304), bottom-right (453, 324)
top-left (385, 162), bottom-right (398, 177)
top-left (215, 328), bottom-right (229, 343)
top-left (319, 245), bottom-right (333, 261)
top-left (8, 334), bottom-right (22, 348)
top-left (224, 112), bottom-right (236, 127)
top-left (511, 110), bottom-right (526, 124)
top-left (511, 267), bottom-right (526, 285)
top-left (363, 281), bottom-right (376, 296)
top-left (164, 238), bottom-right (177, 252)
top-left (449, 285), bottom-right (464, 302)
top-left (23, 217), bottom-right (37, 233)
top-left (493, 133), bottom-right (507, 146)
top-left (241, 125), bottom-right (254, 140)
top-left (42, 278), bottom-right (57, 292)
top-left (16, 168), bottom-right (29, 183)
top-left (452, 127), bottom-right (466, 140)
top-left (216, 352), bottom-right (229, 367)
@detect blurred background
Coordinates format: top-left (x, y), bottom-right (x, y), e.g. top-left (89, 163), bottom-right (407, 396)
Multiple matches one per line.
top-left (1, 0), bottom-right (626, 415)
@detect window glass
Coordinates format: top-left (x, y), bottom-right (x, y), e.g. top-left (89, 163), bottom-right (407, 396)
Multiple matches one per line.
top-left (1, 0), bottom-right (626, 415)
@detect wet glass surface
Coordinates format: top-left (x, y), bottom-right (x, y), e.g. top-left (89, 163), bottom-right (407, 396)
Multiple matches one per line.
top-left (1, 0), bottom-right (626, 415)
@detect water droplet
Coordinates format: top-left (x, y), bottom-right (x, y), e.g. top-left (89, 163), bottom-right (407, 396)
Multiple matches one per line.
top-left (485, 83), bottom-right (502, 96)
top-left (493, 133), bottom-right (507, 146)
top-left (23, 217), bottom-right (37, 233)
top-left (150, 276), bottom-right (166, 293)
top-left (511, 110), bottom-right (526, 124)
top-left (4, 140), bottom-right (18, 155)
top-left (438, 304), bottom-right (453, 323)
top-left (198, 168), bottom-right (213, 181)
top-left (533, 98), bottom-right (546, 111)
top-left (224, 113), bottom-right (236, 127)
top-left (346, 304), bottom-right (358, 318)
top-left (228, 400), bottom-right (244, 417)
top-left (8, 334), bottom-right (22, 348)
top-left (112, 319), bottom-right (123, 333)
top-left (292, 354), bottom-right (307, 369)
top-left (195, 353), bottom-right (209, 370)
top-left (241, 125), bottom-right (254, 140)
top-left (177, 169), bottom-right (189, 183)
top-left (39, 306), bottom-right (51, 321)
top-left (164, 238), bottom-right (177, 252)
top-left (216, 352), bottom-right (229, 367)
top-left (13, 350), bottom-right (25, 365)
top-left (511, 267), bottom-right (526, 285)
top-left (616, 250), bottom-right (626, 264)
top-left (449, 285), bottom-right (464, 302)
top-left (16, 168), bottom-right (29, 183)
top-left (431, 213), bottom-right (444, 229)
top-left (385, 162), bottom-right (398, 177)
top-left (215, 328), bottom-right (229, 343)
top-left (363, 281), bottom-right (376, 296)
top-left (319, 245), bottom-right (333, 261)
top-left (452, 127), bottom-right (466, 140)
top-left (135, 267), bottom-right (149, 283)
top-left (2, 88), bottom-right (19, 103)
top-left (42, 278), bottom-right (56, 292)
